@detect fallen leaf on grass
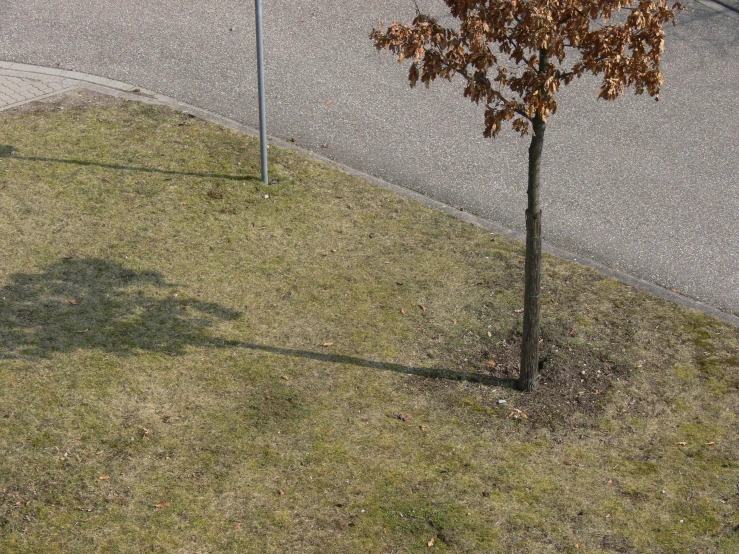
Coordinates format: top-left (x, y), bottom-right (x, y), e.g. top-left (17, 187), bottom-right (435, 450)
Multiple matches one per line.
top-left (428, 537), bottom-right (435, 547)
top-left (77, 329), bottom-right (90, 334)
top-left (675, 442), bottom-right (687, 446)
top-left (418, 304), bottom-right (427, 312)
top-left (705, 441), bottom-right (716, 445)
top-left (322, 342), bottom-right (334, 347)
top-left (325, 99), bottom-right (333, 105)
top-left (487, 331), bottom-right (492, 337)
top-left (397, 414), bottom-right (410, 422)
top-left (235, 522), bottom-right (242, 530)
top-left (514, 308), bottom-right (523, 313)
top-left (281, 375), bottom-right (290, 381)
top-left (68, 299), bottom-right (78, 305)
top-left (98, 475), bottom-right (110, 480)
top-left (278, 489), bottom-right (285, 496)
top-left (569, 327), bottom-right (577, 336)
top-left (401, 307), bottom-right (407, 315)
top-left (153, 502), bottom-right (171, 509)
top-left (563, 460), bottom-right (574, 466)
top-left (508, 408), bottom-right (528, 419)
top-left (419, 425), bottom-right (427, 431)
top-left (486, 360), bottom-right (497, 368)
top-left (452, 319), bottom-right (457, 324)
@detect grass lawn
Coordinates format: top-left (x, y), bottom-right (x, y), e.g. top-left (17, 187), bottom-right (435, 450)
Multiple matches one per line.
top-left (0, 90), bottom-right (737, 553)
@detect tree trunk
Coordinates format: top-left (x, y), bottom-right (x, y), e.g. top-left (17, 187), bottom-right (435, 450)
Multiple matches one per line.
top-left (517, 115), bottom-right (546, 392)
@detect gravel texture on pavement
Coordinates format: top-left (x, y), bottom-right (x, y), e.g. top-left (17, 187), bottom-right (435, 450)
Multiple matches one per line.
top-left (0, 0), bottom-right (736, 315)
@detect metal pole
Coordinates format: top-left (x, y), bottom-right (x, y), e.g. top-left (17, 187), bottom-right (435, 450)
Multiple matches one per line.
top-left (255, 0), bottom-right (268, 184)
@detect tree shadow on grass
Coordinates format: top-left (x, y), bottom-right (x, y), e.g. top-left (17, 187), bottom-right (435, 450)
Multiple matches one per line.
top-left (218, 340), bottom-right (515, 388)
top-left (0, 258), bottom-right (241, 358)
top-left (0, 257), bottom-right (514, 387)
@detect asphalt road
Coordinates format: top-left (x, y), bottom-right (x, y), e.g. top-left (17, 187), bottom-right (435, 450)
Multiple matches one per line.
top-left (1, 0), bottom-right (737, 315)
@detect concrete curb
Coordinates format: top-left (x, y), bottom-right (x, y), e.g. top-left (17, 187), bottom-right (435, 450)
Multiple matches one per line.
top-left (1, 61), bottom-right (737, 328)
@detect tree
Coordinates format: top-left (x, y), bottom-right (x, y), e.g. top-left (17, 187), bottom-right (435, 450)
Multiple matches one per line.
top-left (371, 0), bottom-right (682, 391)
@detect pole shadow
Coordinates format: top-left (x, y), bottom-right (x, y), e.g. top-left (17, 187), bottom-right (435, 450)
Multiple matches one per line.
top-left (1, 146), bottom-right (259, 182)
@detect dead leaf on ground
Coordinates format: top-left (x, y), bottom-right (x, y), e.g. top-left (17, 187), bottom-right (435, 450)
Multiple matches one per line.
top-left (401, 307), bottom-right (407, 315)
top-left (486, 360), bottom-right (497, 368)
top-left (675, 442), bottom-right (687, 446)
top-left (487, 331), bottom-right (492, 337)
top-left (418, 304), bottom-right (427, 312)
top-left (278, 489), bottom-right (285, 496)
top-left (98, 475), bottom-right (110, 480)
top-left (153, 502), bottom-right (171, 509)
top-left (235, 522), bottom-right (242, 530)
top-left (563, 460), bottom-right (574, 466)
top-left (428, 537), bottom-right (435, 547)
top-left (77, 329), bottom-right (90, 334)
top-left (514, 308), bottom-right (523, 313)
top-left (569, 327), bottom-right (577, 336)
top-left (705, 441), bottom-right (716, 445)
top-left (325, 99), bottom-right (333, 105)
top-left (397, 414), bottom-right (410, 422)
top-left (323, 342), bottom-right (334, 347)
top-left (68, 299), bottom-right (78, 305)
top-left (508, 408), bottom-right (528, 419)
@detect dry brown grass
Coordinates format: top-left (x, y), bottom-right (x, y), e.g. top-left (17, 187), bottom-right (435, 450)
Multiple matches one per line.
top-left (0, 90), bottom-right (737, 553)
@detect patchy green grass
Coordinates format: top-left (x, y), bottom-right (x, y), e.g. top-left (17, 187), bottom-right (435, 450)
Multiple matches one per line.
top-left (0, 90), bottom-right (737, 553)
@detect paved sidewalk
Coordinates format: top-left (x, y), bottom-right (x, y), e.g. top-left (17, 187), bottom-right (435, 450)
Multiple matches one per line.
top-left (0, 74), bottom-right (72, 110)
top-left (0, 64), bottom-right (148, 111)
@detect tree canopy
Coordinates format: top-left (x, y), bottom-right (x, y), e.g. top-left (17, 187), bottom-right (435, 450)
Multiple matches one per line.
top-left (372, 0), bottom-right (682, 138)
